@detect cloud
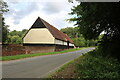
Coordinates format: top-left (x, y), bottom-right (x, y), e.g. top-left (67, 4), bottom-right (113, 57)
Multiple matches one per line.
top-left (4, 2), bottom-right (40, 24)
top-left (4, 0), bottom-right (79, 31)
top-left (42, 2), bottom-right (63, 14)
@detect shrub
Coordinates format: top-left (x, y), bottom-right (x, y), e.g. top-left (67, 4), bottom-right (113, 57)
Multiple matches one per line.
top-left (75, 50), bottom-right (120, 79)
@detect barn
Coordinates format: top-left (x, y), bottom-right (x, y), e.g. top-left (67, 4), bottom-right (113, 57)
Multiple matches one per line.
top-left (23, 17), bottom-right (74, 54)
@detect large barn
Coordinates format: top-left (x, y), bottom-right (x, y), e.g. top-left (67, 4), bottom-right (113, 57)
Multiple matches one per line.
top-left (23, 17), bottom-right (74, 54)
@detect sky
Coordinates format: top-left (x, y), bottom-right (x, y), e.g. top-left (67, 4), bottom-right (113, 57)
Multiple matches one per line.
top-left (3, 0), bottom-right (79, 31)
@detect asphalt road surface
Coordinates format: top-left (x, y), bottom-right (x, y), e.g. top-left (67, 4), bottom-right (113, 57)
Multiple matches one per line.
top-left (2, 47), bottom-right (95, 78)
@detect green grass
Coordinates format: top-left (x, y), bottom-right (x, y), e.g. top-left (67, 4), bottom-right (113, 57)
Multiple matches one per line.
top-left (49, 49), bottom-right (120, 79)
top-left (2, 47), bottom-right (88, 61)
top-left (74, 49), bottom-right (120, 78)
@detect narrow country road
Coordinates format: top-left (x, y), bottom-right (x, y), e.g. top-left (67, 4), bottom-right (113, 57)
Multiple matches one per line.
top-left (2, 48), bottom-right (95, 78)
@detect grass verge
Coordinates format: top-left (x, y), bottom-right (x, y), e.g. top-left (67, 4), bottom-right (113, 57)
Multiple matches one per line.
top-left (2, 47), bottom-right (87, 61)
top-left (49, 49), bottom-right (120, 79)
top-left (49, 48), bottom-right (95, 78)
top-left (49, 56), bottom-right (83, 78)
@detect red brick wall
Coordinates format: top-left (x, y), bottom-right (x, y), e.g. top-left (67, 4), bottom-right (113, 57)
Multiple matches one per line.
top-left (2, 44), bottom-right (55, 56)
top-left (2, 44), bottom-right (26, 56)
top-left (55, 45), bottom-right (74, 51)
top-left (25, 46), bottom-right (55, 54)
top-left (2, 44), bottom-right (73, 56)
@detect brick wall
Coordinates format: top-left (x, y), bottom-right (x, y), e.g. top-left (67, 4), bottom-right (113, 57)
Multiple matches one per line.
top-left (2, 44), bottom-right (55, 56)
top-left (2, 44), bottom-right (26, 56)
top-left (25, 46), bottom-right (55, 54)
top-left (2, 44), bottom-right (73, 56)
top-left (55, 45), bottom-right (74, 51)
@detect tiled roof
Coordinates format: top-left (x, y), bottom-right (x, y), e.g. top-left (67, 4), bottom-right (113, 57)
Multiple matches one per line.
top-left (31, 17), bottom-right (73, 43)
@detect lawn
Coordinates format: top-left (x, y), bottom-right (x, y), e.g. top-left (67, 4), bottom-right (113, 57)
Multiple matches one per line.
top-left (2, 47), bottom-right (87, 61)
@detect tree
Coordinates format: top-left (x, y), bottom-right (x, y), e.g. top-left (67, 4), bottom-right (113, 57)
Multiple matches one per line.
top-left (60, 27), bottom-right (97, 47)
top-left (69, 2), bottom-right (120, 59)
top-left (0, 1), bottom-right (9, 13)
top-left (8, 29), bottom-right (28, 44)
top-left (9, 35), bottom-right (22, 44)
top-left (21, 29), bottom-right (28, 37)
top-left (0, 0), bottom-right (9, 44)
top-left (2, 25), bottom-right (9, 43)
top-left (60, 27), bottom-right (81, 38)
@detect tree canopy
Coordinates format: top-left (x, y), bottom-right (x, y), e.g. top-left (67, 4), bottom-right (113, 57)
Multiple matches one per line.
top-left (60, 27), bottom-right (97, 47)
top-left (7, 29), bottom-right (28, 44)
top-left (0, 1), bottom-right (9, 13)
top-left (60, 27), bottom-right (81, 38)
top-left (69, 2), bottom-right (120, 59)
top-left (0, 1), bottom-right (9, 44)
top-left (70, 2), bottom-right (120, 39)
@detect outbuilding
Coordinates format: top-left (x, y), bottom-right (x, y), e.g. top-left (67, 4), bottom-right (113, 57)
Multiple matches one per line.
top-left (23, 17), bottom-right (74, 54)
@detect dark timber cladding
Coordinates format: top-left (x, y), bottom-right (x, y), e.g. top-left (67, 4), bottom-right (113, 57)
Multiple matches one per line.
top-left (31, 17), bottom-right (46, 28)
top-left (23, 17), bottom-right (74, 54)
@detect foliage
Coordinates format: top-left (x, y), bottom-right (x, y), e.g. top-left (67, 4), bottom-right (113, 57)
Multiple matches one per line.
top-left (75, 49), bottom-right (120, 78)
top-left (0, 1), bottom-right (9, 44)
top-left (72, 38), bottom-right (97, 47)
top-left (69, 2), bottom-right (120, 40)
top-left (2, 24), bottom-right (9, 44)
top-left (61, 27), bottom-right (81, 38)
top-left (60, 27), bottom-right (97, 47)
top-left (0, 1), bottom-right (9, 13)
top-left (7, 29), bottom-right (28, 44)
top-left (69, 2), bottom-right (120, 59)
top-left (49, 48), bottom-right (120, 79)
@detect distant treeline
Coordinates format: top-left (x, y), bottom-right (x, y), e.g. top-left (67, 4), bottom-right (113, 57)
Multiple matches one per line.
top-left (60, 27), bottom-right (100, 47)
top-left (5, 29), bottom-right (28, 44)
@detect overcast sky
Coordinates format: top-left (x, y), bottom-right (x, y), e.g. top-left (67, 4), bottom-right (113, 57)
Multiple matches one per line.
top-left (3, 0), bottom-right (79, 31)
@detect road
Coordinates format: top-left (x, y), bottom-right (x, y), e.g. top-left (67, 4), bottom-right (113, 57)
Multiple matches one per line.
top-left (2, 48), bottom-right (95, 78)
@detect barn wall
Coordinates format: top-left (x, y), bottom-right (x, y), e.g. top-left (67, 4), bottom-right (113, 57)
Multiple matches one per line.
top-left (63, 41), bottom-right (67, 46)
top-left (25, 45), bottom-right (55, 54)
top-left (69, 43), bottom-right (74, 46)
top-left (55, 45), bottom-right (74, 51)
top-left (23, 28), bottom-right (54, 44)
top-left (55, 39), bottom-right (64, 45)
top-left (55, 45), bottom-right (67, 51)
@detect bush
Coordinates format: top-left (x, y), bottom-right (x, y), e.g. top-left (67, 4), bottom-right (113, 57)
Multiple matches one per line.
top-left (75, 50), bottom-right (120, 78)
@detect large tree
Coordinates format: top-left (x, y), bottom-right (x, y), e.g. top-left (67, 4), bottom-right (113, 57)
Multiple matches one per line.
top-left (69, 2), bottom-right (120, 59)
top-left (0, 0), bottom-right (9, 44)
